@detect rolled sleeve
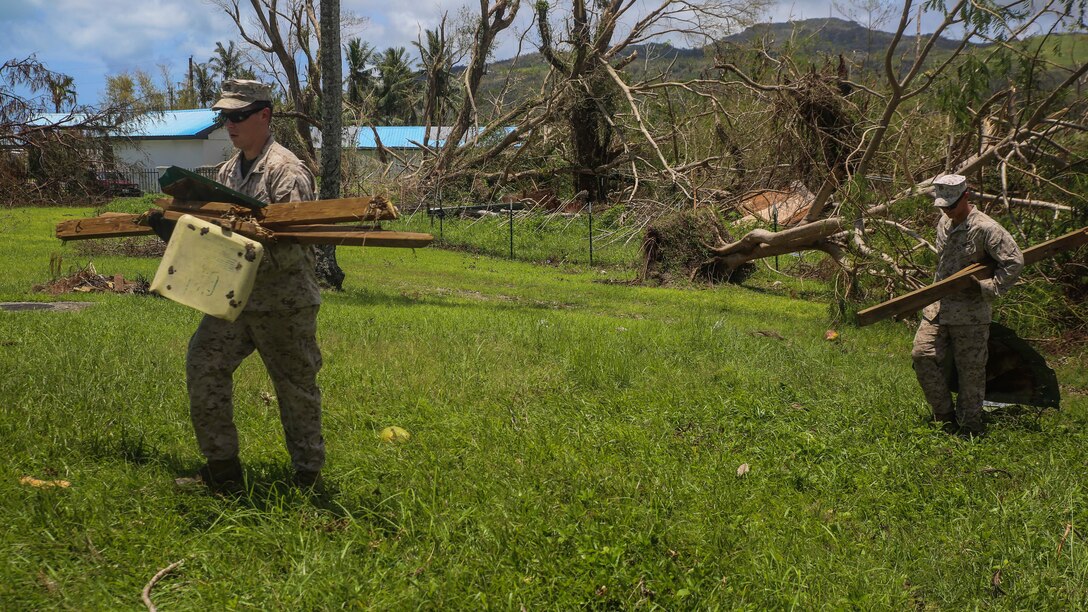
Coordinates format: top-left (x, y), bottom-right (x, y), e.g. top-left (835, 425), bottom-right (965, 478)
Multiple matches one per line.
top-left (985, 229), bottom-right (1024, 298)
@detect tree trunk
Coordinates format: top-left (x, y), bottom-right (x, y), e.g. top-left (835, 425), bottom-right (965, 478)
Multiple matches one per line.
top-left (315, 0), bottom-right (345, 290)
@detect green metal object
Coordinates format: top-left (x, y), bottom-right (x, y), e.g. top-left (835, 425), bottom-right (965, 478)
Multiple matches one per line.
top-left (158, 166), bottom-right (266, 209)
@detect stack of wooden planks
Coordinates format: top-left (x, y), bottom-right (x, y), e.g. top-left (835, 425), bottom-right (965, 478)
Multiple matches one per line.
top-left (56, 195), bottom-right (432, 248)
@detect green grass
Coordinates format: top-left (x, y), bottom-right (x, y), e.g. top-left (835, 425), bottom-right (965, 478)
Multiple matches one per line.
top-left (1, 205), bottom-right (1087, 609)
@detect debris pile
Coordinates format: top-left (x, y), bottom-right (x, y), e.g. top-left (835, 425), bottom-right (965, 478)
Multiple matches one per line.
top-left (34, 262), bottom-right (149, 295)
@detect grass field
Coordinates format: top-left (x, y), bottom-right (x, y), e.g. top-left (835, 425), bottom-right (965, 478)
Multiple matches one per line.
top-left (1, 205), bottom-right (1087, 609)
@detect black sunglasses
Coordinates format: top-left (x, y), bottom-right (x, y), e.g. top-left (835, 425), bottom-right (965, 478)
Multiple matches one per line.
top-left (218, 104), bottom-right (269, 124)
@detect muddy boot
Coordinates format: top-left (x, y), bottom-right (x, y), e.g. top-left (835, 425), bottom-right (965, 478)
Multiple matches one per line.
top-left (933, 413), bottom-right (958, 435)
top-left (292, 470), bottom-right (324, 494)
top-left (956, 424), bottom-right (986, 441)
top-left (175, 457), bottom-right (244, 492)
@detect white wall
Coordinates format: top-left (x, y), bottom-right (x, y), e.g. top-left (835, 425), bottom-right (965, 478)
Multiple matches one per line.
top-left (114, 127), bottom-right (234, 170)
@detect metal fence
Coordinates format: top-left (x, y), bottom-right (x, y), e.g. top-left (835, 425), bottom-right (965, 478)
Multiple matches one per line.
top-left (114, 167), bottom-right (218, 195)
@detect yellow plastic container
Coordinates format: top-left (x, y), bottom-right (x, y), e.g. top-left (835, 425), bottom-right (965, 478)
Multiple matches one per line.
top-left (150, 214), bottom-right (264, 321)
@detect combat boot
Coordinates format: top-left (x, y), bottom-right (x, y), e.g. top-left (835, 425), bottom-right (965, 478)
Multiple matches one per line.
top-left (957, 425), bottom-right (986, 441)
top-left (175, 457), bottom-right (244, 492)
top-left (932, 413), bottom-right (958, 435)
top-left (292, 470), bottom-right (324, 494)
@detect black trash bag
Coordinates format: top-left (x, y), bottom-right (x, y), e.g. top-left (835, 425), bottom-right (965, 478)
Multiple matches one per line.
top-left (947, 322), bottom-right (1061, 408)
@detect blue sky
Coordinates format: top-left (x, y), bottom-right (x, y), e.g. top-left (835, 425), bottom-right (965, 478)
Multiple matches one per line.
top-left (1, 0), bottom-right (934, 107)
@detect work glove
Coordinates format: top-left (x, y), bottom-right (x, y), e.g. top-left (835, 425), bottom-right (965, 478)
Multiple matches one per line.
top-left (146, 209), bottom-right (177, 243)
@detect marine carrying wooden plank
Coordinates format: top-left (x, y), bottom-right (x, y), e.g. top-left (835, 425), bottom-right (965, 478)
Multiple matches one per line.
top-left (856, 226), bottom-right (1088, 327)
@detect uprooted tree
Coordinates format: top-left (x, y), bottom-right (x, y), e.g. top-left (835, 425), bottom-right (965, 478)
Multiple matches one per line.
top-left (442, 1), bottom-right (1085, 303)
top-left (698, 0), bottom-right (1088, 295)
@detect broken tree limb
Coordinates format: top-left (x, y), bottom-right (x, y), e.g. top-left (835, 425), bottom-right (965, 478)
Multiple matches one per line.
top-left (973, 193), bottom-right (1074, 212)
top-left (855, 226), bottom-right (1088, 326)
top-left (141, 559), bottom-right (183, 612)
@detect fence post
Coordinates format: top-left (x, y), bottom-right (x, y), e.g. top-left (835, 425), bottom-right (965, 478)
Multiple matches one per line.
top-left (772, 206), bottom-right (779, 271)
top-left (588, 199), bottom-right (594, 267)
top-left (508, 199), bottom-right (514, 259)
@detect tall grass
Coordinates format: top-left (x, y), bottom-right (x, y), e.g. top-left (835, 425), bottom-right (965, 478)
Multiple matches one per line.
top-left (1, 206), bottom-right (1086, 608)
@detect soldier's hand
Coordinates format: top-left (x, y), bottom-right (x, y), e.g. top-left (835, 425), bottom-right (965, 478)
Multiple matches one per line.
top-left (146, 209), bottom-right (176, 243)
top-left (965, 276), bottom-right (983, 295)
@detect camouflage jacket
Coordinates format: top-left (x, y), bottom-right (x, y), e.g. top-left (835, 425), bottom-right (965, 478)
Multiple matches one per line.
top-left (923, 208), bottom-right (1024, 325)
top-left (217, 136), bottom-right (322, 311)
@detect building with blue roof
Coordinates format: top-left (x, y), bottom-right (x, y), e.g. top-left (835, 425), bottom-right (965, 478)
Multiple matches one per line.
top-left (111, 109), bottom-right (231, 171)
top-left (31, 108), bottom-right (231, 175)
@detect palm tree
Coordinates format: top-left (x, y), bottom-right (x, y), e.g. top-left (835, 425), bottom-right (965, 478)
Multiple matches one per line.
top-left (209, 41), bottom-right (243, 82)
top-left (414, 24), bottom-right (454, 140)
top-left (46, 74), bottom-right (76, 112)
top-left (193, 63), bottom-right (217, 107)
top-left (344, 38), bottom-right (374, 109)
top-left (375, 47), bottom-right (419, 124)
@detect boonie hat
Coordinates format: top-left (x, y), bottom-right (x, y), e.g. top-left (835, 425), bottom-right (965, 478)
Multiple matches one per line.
top-left (932, 174), bottom-right (967, 208)
top-left (212, 79), bottom-right (273, 111)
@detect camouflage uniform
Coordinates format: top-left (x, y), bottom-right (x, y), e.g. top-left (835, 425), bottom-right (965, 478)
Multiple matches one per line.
top-left (186, 135), bottom-right (325, 474)
top-left (912, 208), bottom-right (1023, 431)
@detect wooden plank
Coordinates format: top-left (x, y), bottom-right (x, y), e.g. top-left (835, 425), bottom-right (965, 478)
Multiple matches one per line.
top-left (57, 212), bottom-right (267, 240)
top-left (856, 226), bottom-right (1088, 327)
top-left (274, 229), bottom-right (433, 248)
top-left (58, 212), bottom-right (432, 249)
top-left (258, 197), bottom-right (398, 225)
top-left (165, 196), bottom-right (399, 225)
top-left (56, 214), bottom-right (153, 240)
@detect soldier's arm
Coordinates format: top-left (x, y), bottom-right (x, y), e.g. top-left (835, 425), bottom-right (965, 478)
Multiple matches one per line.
top-left (979, 225), bottom-right (1024, 300)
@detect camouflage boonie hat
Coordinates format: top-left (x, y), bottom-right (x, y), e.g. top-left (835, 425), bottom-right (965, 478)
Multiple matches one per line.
top-left (932, 174), bottom-right (968, 208)
top-left (212, 79), bottom-right (274, 111)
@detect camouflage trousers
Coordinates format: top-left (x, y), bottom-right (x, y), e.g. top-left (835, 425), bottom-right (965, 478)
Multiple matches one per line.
top-left (186, 306), bottom-right (324, 473)
top-left (911, 319), bottom-right (989, 431)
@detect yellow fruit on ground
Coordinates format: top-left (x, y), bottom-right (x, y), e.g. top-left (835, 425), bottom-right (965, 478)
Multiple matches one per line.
top-left (379, 426), bottom-right (410, 443)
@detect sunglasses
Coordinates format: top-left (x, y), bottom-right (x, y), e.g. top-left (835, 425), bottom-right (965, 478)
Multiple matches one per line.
top-left (218, 104), bottom-right (268, 124)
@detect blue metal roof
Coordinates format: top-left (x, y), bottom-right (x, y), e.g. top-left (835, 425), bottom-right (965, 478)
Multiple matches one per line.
top-left (129, 109), bottom-right (220, 138)
top-left (358, 126), bottom-right (429, 149)
top-left (28, 109), bottom-right (220, 139)
top-left (354, 125), bottom-right (515, 149)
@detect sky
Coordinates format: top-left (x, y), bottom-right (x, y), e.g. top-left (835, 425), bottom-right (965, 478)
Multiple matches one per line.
top-left (1, 0), bottom-right (948, 108)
